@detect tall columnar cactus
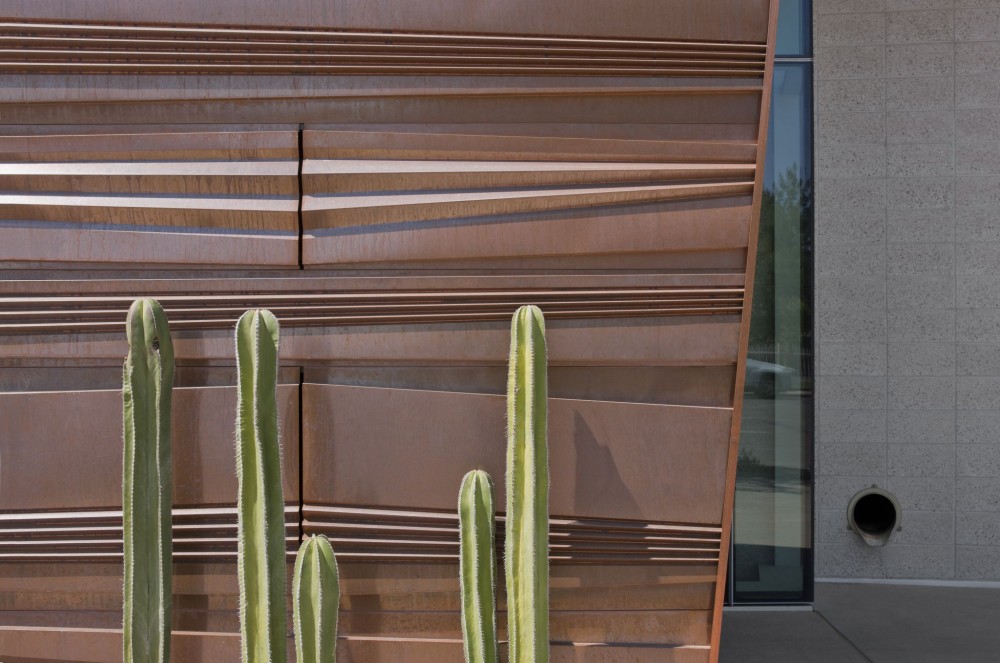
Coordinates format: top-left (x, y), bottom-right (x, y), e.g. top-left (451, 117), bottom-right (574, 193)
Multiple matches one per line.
top-left (122, 298), bottom-right (174, 663)
top-left (235, 309), bottom-right (287, 663)
top-left (505, 305), bottom-right (549, 663)
top-left (293, 535), bottom-right (341, 663)
top-left (459, 470), bottom-right (498, 663)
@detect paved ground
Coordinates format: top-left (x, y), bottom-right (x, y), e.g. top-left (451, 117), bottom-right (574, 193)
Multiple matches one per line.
top-left (720, 581), bottom-right (1000, 662)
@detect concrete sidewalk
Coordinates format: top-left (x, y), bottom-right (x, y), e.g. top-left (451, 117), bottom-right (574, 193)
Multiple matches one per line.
top-left (720, 581), bottom-right (1000, 662)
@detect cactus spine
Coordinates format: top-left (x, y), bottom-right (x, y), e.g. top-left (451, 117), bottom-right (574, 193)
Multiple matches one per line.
top-left (505, 305), bottom-right (549, 663)
top-left (293, 535), bottom-right (341, 663)
top-left (459, 470), bottom-right (498, 663)
top-left (235, 309), bottom-right (287, 663)
top-left (122, 298), bottom-right (174, 663)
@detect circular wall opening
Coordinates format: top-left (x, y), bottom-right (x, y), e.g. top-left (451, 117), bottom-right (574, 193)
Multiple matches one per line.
top-left (853, 493), bottom-right (896, 536)
top-left (847, 488), bottom-right (901, 547)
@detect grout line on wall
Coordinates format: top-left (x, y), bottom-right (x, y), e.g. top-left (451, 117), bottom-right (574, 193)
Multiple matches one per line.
top-left (818, 577), bottom-right (1000, 589)
top-left (881, 16), bottom-right (888, 580)
top-left (952, 4), bottom-right (958, 582)
top-left (812, 3), bottom-right (821, 593)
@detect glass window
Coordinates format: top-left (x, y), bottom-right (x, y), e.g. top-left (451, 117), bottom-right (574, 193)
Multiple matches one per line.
top-left (731, 61), bottom-right (814, 604)
top-left (776, 0), bottom-right (812, 58)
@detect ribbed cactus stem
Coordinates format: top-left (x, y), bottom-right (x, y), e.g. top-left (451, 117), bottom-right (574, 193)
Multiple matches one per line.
top-left (235, 309), bottom-right (287, 663)
top-left (505, 305), bottom-right (549, 663)
top-left (459, 470), bottom-right (498, 663)
top-left (293, 535), bottom-right (340, 663)
top-left (122, 298), bottom-right (174, 663)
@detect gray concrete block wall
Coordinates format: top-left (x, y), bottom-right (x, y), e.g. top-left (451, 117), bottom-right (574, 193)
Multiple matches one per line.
top-left (813, 0), bottom-right (1000, 580)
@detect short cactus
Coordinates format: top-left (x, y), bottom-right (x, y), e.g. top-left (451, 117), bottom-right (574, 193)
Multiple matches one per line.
top-left (505, 305), bottom-right (549, 663)
top-left (459, 470), bottom-right (498, 663)
top-left (293, 535), bottom-right (341, 663)
top-left (122, 298), bottom-right (174, 663)
top-left (235, 309), bottom-right (287, 663)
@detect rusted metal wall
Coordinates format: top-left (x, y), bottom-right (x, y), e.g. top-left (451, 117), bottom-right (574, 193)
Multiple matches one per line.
top-left (0, 2), bottom-right (778, 661)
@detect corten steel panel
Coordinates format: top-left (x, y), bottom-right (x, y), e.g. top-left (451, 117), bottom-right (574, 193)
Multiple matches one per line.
top-left (0, 627), bottom-right (714, 663)
top-left (0, 386), bottom-right (299, 514)
top-left (301, 128), bottom-right (755, 269)
top-left (2, 1), bottom-right (768, 41)
top-left (0, 384), bottom-right (301, 641)
top-left (0, 275), bottom-right (745, 367)
top-left (0, 0), bottom-right (778, 661)
top-left (0, 126), bottom-right (300, 269)
top-left (303, 384), bottom-right (731, 526)
top-left (298, 382), bottom-right (727, 655)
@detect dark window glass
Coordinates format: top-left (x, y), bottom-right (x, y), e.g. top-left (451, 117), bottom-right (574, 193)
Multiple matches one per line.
top-left (732, 62), bottom-right (814, 604)
top-left (776, 0), bottom-right (812, 57)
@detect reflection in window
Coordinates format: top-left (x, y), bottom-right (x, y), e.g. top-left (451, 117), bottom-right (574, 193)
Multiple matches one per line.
top-left (732, 61), bottom-right (814, 603)
top-left (775, 0), bottom-right (812, 58)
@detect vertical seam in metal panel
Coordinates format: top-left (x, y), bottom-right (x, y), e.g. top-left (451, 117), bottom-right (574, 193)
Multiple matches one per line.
top-left (298, 368), bottom-right (305, 549)
top-left (297, 123), bottom-right (305, 271)
top-left (708, 0), bottom-right (782, 660)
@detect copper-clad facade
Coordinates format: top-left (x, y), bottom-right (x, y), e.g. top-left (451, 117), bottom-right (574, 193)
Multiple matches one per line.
top-left (0, 2), bottom-right (779, 661)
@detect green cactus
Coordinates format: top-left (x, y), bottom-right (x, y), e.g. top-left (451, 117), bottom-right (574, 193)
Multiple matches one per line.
top-left (293, 535), bottom-right (340, 663)
top-left (235, 309), bottom-right (287, 663)
top-left (505, 305), bottom-right (549, 663)
top-left (459, 470), bottom-right (498, 663)
top-left (122, 298), bottom-right (174, 663)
